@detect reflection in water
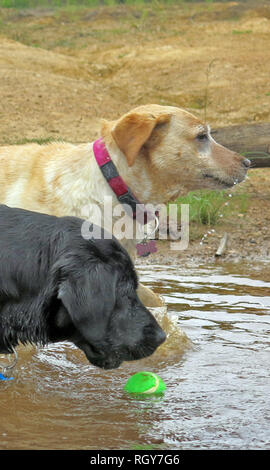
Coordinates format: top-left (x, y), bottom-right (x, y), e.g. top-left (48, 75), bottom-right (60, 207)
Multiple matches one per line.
top-left (1, 262), bottom-right (270, 449)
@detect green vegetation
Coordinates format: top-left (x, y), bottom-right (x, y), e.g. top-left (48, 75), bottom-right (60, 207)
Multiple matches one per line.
top-left (0, 0), bottom-right (222, 7)
top-left (177, 190), bottom-right (229, 226)
top-left (232, 29), bottom-right (252, 35)
top-left (0, 0), bottom-right (93, 6)
top-left (166, 189), bottom-right (249, 241)
top-left (1, 0), bottom-right (169, 7)
top-left (3, 137), bottom-right (63, 145)
top-left (173, 189), bottom-right (248, 227)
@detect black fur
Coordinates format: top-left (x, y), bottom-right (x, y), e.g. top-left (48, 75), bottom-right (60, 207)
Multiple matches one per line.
top-left (0, 205), bottom-right (165, 369)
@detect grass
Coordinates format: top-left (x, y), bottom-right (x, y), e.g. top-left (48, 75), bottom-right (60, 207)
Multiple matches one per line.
top-left (1, 0), bottom-right (155, 7)
top-left (166, 189), bottom-right (249, 242)
top-left (171, 189), bottom-right (249, 227)
top-left (0, 0), bottom-right (223, 7)
top-left (232, 29), bottom-right (252, 35)
top-left (0, 0), bottom-right (175, 48)
top-left (2, 136), bottom-right (63, 145)
top-left (176, 190), bottom-right (229, 226)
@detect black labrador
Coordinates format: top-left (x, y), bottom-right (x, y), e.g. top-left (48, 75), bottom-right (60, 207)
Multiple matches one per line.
top-left (0, 205), bottom-right (165, 369)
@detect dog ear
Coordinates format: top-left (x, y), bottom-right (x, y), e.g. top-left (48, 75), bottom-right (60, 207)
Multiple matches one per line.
top-left (111, 112), bottom-right (171, 166)
top-left (57, 264), bottom-right (117, 345)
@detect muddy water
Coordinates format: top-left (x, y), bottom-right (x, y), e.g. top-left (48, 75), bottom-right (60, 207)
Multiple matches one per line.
top-left (0, 262), bottom-right (270, 450)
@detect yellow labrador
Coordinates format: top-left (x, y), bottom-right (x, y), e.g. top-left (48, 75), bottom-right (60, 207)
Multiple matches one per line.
top-left (0, 104), bottom-right (250, 306)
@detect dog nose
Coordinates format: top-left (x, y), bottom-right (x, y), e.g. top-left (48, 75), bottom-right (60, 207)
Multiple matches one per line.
top-left (155, 328), bottom-right (166, 347)
top-left (242, 158), bottom-right (251, 168)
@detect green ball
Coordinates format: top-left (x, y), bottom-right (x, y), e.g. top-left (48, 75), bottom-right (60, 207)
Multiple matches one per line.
top-left (124, 371), bottom-right (166, 395)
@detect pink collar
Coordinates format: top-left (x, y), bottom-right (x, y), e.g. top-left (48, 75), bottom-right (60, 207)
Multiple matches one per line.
top-left (93, 138), bottom-right (155, 225)
top-left (93, 138), bottom-right (158, 257)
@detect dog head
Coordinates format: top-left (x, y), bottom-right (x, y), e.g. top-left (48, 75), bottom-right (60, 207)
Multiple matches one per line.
top-left (55, 236), bottom-right (166, 369)
top-left (102, 104), bottom-right (250, 204)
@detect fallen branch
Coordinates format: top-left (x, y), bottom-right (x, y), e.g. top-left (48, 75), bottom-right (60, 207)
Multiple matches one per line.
top-left (212, 123), bottom-right (270, 168)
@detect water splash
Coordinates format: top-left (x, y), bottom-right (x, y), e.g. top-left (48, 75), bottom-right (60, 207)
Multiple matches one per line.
top-left (200, 228), bottom-right (216, 245)
top-left (200, 192), bottom-right (233, 245)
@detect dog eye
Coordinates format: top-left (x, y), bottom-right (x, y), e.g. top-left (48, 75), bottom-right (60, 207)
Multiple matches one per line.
top-left (196, 133), bottom-right (208, 142)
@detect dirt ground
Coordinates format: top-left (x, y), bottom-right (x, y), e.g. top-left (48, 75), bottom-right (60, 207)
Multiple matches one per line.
top-left (0, 1), bottom-right (270, 265)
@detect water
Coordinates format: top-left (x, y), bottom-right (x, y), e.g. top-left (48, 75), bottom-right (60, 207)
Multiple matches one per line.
top-left (0, 261), bottom-right (270, 450)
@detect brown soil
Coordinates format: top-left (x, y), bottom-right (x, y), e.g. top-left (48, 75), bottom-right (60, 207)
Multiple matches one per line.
top-left (0, 1), bottom-right (270, 265)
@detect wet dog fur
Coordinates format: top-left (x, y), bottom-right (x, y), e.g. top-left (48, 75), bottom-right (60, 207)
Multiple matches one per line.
top-left (0, 205), bottom-right (165, 369)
